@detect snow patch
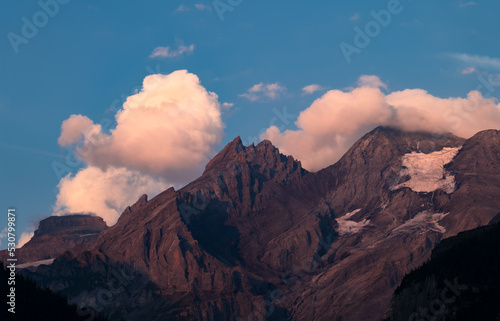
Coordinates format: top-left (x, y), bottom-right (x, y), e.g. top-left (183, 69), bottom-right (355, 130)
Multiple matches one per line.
top-left (17, 258), bottom-right (55, 269)
top-left (336, 209), bottom-right (370, 236)
top-left (393, 147), bottom-right (461, 193)
top-left (343, 208), bottom-right (361, 219)
top-left (391, 211), bottom-right (448, 236)
top-left (79, 233), bottom-right (100, 237)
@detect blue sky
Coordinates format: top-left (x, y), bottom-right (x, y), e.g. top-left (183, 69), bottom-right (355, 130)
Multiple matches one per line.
top-left (1, 0), bottom-right (499, 247)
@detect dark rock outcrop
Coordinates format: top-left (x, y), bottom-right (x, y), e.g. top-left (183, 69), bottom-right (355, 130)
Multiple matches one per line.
top-left (0, 263), bottom-right (112, 321)
top-left (390, 220), bottom-right (500, 321)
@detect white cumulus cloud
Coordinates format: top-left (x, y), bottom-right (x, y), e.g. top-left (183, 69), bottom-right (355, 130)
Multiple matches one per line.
top-left (302, 84), bottom-right (324, 95)
top-left (195, 3), bottom-right (210, 11)
top-left (262, 75), bottom-right (500, 171)
top-left (54, 166), bottom-right (169, 225)
top-left (150, 44), bottom-right (194, 58)
top-left (240, 82), bottom-right (286, 101)
top-left (350, 13), bottom-right (360, 21)
top-left (58, 115), bottom-right (96, 146)
top-left (459, 1), bottom-right (477, 7)
top-left (175, 4), bottom-right (190, 12)
top-left (17, 231), bottom-right (34, 249)
top-left (461, 67), bottom-right (477, 75)
top-left (451, 53), bottom-right (500, 71)
top-left (357, 75), bottom-right (388, 89)
top-left (55, 70), bottom-right (226, 225)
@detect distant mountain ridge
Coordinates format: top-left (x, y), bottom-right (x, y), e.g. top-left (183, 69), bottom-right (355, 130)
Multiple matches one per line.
top-left (0, 214), bottom-right (107, 266)
top-left (17, 126), bottom-right (500, 320)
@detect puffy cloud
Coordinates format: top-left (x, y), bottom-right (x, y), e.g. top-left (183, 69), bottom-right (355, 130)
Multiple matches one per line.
top-left (55, 70), bottom-right (225, 224)
top-left (175, 4), bottom-right (211, 12)
top-left (461, 67), bottom-right (477, 75)
top-left (17, 231), bottom-right (34, 249)
top-left (64, 70), bottom-right (224, 183)
top-left (175, 4), bottom-right (190, 12)
top-left (387, 89), bottom-right (500, 138)
top-left (150, 44), bottom-right (194, 58)
top-left (1, 227), bottom-right (34, 249)
top-left (459, 1), bottom-right (477, 7)
top-left (451, 53), bottom-right (500, 71)
top-left (262, 75), bottom-right (500, 171)
top-left (54, 166), bottom-right (169, 225)
top-left (357, 75), bottom-right (388, 89)
top-left (58, 114), bottom-right (96, 146)
top-left (240, 82), bottom-right (286, 101)
top-left (302, 84), bottom-right (324, 95)
top-left (221, 102), bottom-right (234, 109)
top-left (295, 87), bottom-right (391, 136)
top-left (350, 13), bottom-right (360, 21)
top-left (263, 84), bottom-right (393, 170)
top-left (195, 3), bottom-right (211, 11)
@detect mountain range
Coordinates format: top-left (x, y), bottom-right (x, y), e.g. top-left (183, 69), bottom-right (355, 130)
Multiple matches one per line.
top-left (3, 126), bottom-right (500, 320)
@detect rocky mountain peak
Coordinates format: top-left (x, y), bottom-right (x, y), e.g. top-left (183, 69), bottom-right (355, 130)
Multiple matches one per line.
top-left (470, 128), bottom-right (500, 139)
top-left (445, 128), bottom-right (500, 179)
top-left (127, 193), bottom-right (148, 213)
top-left (201, 136), bottom-right (303, 180)
top-left (35, 214), bottom-right (107, 237)
top-left (203, 136), bottom-right (245, 174)
top-left (356, 126), bottom-right (464, 154)
top-left (254, 138), bottom-right (275, 151)
top-left (456, 128), bottom-right (500, 154)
